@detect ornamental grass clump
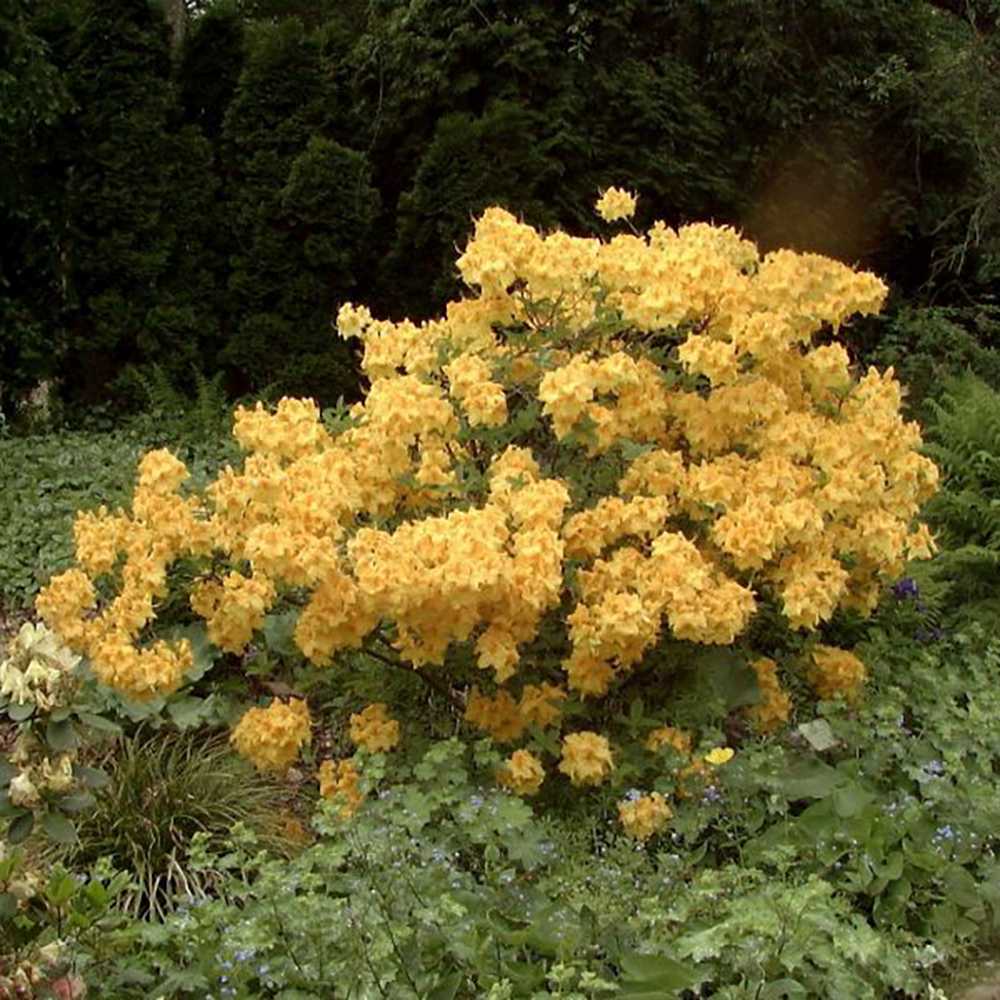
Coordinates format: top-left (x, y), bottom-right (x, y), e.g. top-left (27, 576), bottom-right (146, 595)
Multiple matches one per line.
top-left (35, 187), bottom-right (939, 834)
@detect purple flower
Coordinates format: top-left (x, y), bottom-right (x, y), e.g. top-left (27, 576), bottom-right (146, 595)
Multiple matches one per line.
top-left (892, 577), bottom-right (919, 600)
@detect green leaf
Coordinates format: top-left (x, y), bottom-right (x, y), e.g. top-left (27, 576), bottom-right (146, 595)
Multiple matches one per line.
top-left (167, 696), bottom-right (210, 729)
top-left (75, 765), bottom-right (111, 789)
top-left (41, 811), bottom-right (77, 845)
top-left (781, 759), bottom-right (843, 799)
top-left (58, 790), bottom-right (97, 814)
top-left (6, 701), bottom-right (34, 722)
top-left (263, 611), bottom-right (300, 659)
top-left (760, 980), bottom-right (808, 999)
top-left (46, 871), bottom-right (78, 906)
top-left (832, 782), bottom-right (874, 818)
top-left (700, 650), bottom-right (761, 708)
top-left (171, 623), bottom-right (217, 681)
top-left (797, 719), bottom-right (838, 752)
top-left (77, 712), bottom-right (123, 735)
top-left (0, 759), bottom-right (15, 787)
top-left (46, 717), bottom-right (79, 752)
top-left (0, 893), bottom-right (17, 920)
top-left (8, 812), bottom-right (34, 844)
top-left (425, 972), bottom-right (463, 1000)
top-left (617, 952), bottom-right (700, 996)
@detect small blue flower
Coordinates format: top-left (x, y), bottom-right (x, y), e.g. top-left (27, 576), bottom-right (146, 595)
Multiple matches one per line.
top-left (702, 785), bottom-right (723, 805)
top-left (892, 577), bottom-right (919, 600)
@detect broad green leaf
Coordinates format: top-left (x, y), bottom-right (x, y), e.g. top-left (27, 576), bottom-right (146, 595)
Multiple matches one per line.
top-left (58, 790), bottom-right (97, 814)
top-left (618, 952), bottom-right (700, 995)
top-left (0, 893), bottom-right (17, 920)
top-left (41, 811), bottom-right (77, 845)
top-left (46, 717), bottom-right (79, 752)
top-left (77, 712), bottom-right (123, 735)
top-left (8, 812), bottom-right (34, 844)
top-left (7, 701), bottom-right (34, 722)
top-left (832, 782), bottom-right (874, 818)
top-left (761, 980), bottom-right (809, 999)
top-left (46, 871), bottom-right (78, 906)
top-left (171, 623), bottom-right (217, 681)
top-left (263, 611), bottom-right (300, 659)
top-left (797, 719), bottom-right (838, 752)
top-left (425, 971), bottom-right (463, 1000)
top-left (75, 765), bottom-right (111, 789)
top-left (167, 696), bottom-right (209, 729)
top-left (781, 759), bottom-right (843, 799)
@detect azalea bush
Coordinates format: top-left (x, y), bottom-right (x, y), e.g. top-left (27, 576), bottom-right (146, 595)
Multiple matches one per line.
top-left (34, 189), bottom-right (940, 831)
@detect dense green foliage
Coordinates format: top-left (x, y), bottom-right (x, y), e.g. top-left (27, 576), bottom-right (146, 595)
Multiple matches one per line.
top-left (3, 625), bottom-right (999, 997)
top-left (3, 3), bottom-right (1000, 995)
top-left (4, 0), bottom-right (1000, 416)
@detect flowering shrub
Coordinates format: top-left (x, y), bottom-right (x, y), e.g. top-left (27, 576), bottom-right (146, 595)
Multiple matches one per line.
top-left (35, 189), bottom-right (939, 831)
top-left (0, 623), bottom-right (113, 846)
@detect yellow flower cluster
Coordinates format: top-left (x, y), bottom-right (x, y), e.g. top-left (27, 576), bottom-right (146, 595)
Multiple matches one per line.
top-left (349, 703), bottom-right (401, 752)
top-left (35, 191), bottom-right (938, 780)
top-left (595, 187), bottom-right (638, 223)
top-left (618, 792), bottom-right (671, 842)
top-left (558, 731), bottom-right (614, 786)
top-left (645, 725), bottom-right (693, 756)
top-left (749, 657), bottom-right (793, 733)
top-left (35, 448), bottom-right (215, 700)
top-left (230, 698), bottom-right (312, 773)
top-left (318, 757), bottom-right (364, 818)
top-left (808, 645), bottom-right (867, 702)
top-left (498, 749), bottom-right (546, 796)
top-left (464, 683), bottom-right (566, 743)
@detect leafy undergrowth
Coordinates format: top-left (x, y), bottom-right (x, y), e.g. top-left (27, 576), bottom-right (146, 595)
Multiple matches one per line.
top-left (0, 425), bottom-right (238, 612)
top-left (2, 622), bottom-right (999, 999)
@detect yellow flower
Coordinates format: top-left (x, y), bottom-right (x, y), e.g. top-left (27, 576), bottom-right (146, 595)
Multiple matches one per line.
top-left (349, 703), bottom-right (401, 752)
top-left (498, 749), bottom-right (545, 797)
top-left (705, 747), bottom-right (735, 766)
top-left (645, 726), bottom-right (693, 756)
top-left (595, 187), bottom-right (638, 223)
top-left (230, 698), bottom-right (312, 773)
top-left (748, 657), bottom-right (792, 734)
top-left (558, 731), bottom-right (614, 786)
top-left (318, 758), bottom-right (364, 819)
top-left (618, 792), bottom-right (671, 842)
top-left (808, 645), bottom-right (867, 702)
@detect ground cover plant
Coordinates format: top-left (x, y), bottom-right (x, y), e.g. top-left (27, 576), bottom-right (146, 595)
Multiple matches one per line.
top-left (2, 187), bottom-right (1000, 999)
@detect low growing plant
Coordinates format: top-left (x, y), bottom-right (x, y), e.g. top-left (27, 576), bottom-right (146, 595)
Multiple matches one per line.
top-left (51, 730), bottom-right (294, 921)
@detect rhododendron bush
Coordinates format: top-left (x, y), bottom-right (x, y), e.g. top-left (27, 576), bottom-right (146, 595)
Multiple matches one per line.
top-left (35, 190), bottom-right (939, 823)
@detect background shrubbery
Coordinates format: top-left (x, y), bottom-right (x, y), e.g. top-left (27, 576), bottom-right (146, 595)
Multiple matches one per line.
top-left (4, 0), bottom-right (1000, 419)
